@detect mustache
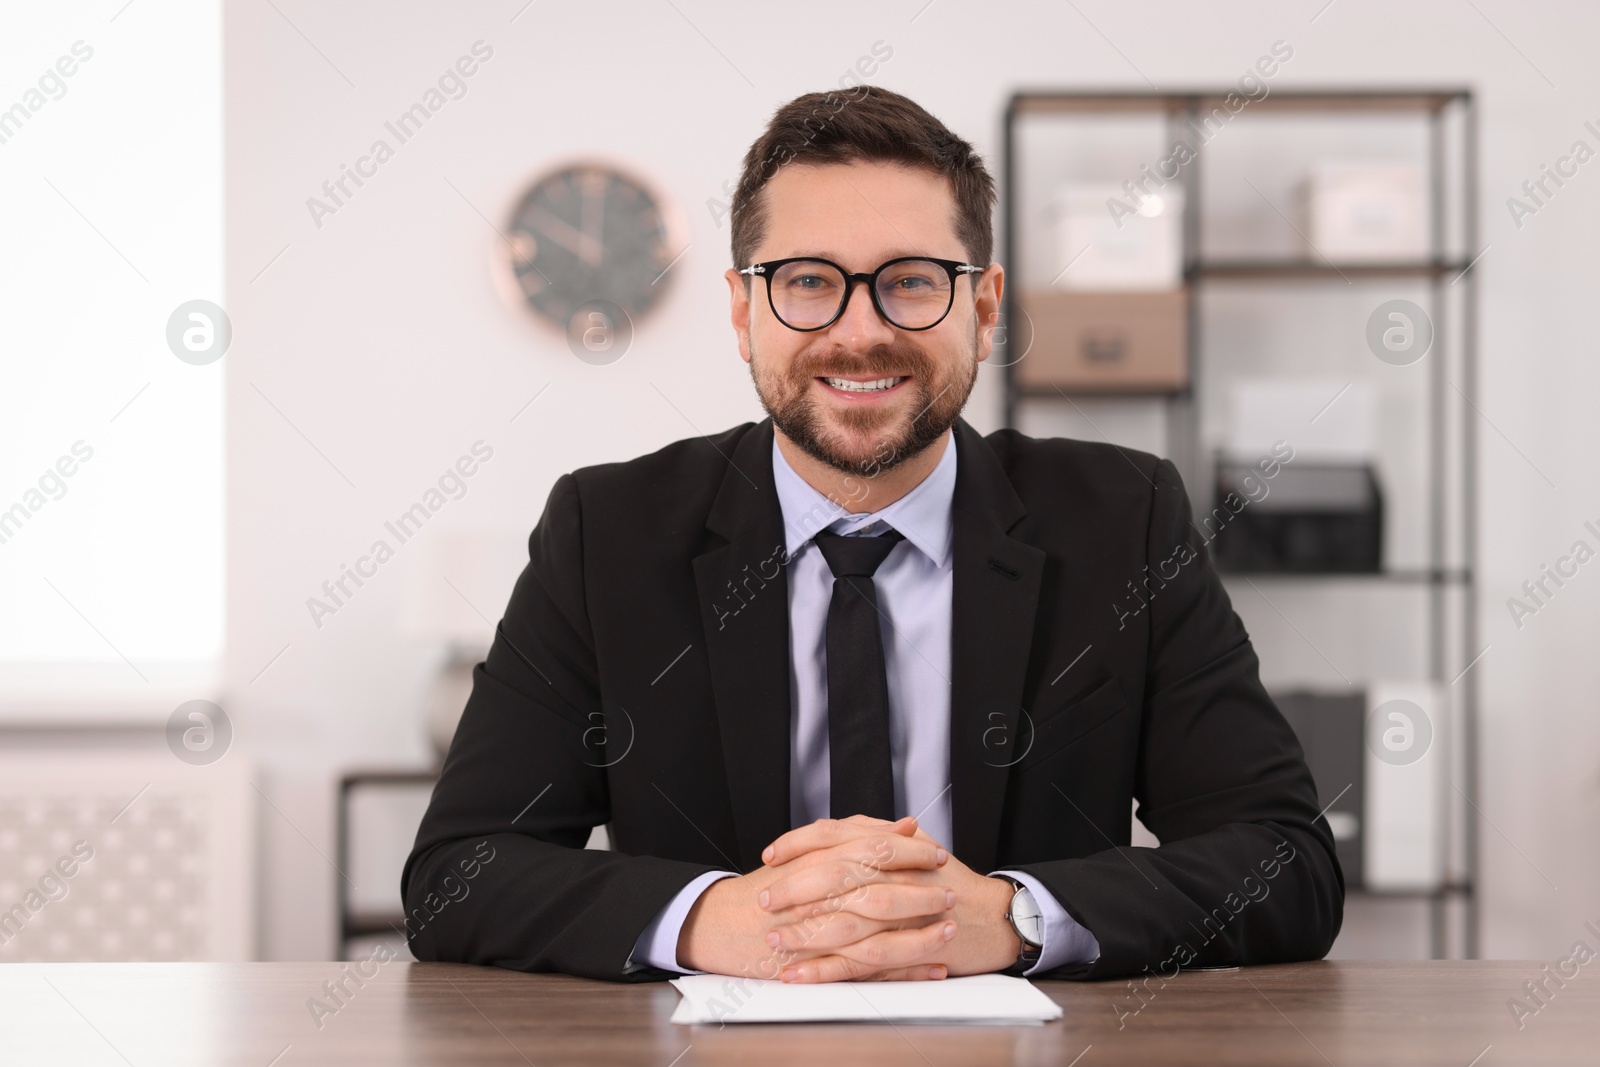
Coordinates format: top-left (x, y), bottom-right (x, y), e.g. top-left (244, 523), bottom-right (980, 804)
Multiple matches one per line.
top-left (791, 343), bottom-right (928, 381)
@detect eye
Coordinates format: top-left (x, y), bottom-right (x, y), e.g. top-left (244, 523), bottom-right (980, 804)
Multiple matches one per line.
top-left (879, 265), bottom-right (942, 293)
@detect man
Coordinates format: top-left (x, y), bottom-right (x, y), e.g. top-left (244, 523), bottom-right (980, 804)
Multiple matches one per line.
top-left (403, 86), bottom-right (1343, 985)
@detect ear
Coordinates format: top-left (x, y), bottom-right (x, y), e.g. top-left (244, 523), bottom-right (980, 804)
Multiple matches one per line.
top-left (726, 268), bottom-right (753, 365)
top-left (974, 263), bottom-right (1004, 364)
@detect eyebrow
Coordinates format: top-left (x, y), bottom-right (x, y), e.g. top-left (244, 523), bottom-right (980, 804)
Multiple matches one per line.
top-left (782, 249), bottom-right (940, 264)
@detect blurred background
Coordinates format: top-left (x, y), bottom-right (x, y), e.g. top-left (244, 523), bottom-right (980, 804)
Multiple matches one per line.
top-left (1, 0), bottom-right (1595, 968)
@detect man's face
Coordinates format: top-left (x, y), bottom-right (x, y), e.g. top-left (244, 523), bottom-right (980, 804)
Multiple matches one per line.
top-left (726, 160), bottom-right (1003, 475)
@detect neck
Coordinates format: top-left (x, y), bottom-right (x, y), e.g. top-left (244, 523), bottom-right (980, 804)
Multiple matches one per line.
top-left (775, 426), bottom-right (951, 515)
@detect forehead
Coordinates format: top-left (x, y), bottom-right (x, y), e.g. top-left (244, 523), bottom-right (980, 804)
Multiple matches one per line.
top-left (755, 160), bottom-right (961, 268)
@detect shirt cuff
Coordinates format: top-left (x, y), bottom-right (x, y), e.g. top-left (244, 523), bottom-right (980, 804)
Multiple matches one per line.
top-left (625, 870), bottom-right (739, 974)
top-left (991, 869), bottom-right (1101, 975)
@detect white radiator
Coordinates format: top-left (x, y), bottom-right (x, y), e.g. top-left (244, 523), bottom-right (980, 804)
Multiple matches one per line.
top-left (0, 751), bottom-right (254, 961)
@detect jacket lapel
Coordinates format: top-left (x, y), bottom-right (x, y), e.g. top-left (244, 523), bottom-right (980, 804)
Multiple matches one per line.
top-left (692, 418), bottom-right (793, 872)
top-left (690, 416), bottom-right (1045, 876)
top-left (948, 418), bottom-right (1045, 873)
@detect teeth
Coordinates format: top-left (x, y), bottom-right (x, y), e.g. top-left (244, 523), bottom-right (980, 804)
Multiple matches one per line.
top-left (823, 376), bottom-right (906, 393)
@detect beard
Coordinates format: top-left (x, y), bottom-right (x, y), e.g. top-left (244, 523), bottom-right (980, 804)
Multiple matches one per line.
top-left (748, 328), bottom-right (978, 476)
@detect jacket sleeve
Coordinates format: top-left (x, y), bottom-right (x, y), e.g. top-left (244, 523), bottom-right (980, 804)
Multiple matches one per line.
top-left (400, 473), bottom-right (720, 981)
top-left (1009, 458), bottom-right (1346, 980)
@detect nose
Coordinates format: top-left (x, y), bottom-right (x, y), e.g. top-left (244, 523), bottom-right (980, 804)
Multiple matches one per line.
top-left (826, 276), bottom-right (897, 351)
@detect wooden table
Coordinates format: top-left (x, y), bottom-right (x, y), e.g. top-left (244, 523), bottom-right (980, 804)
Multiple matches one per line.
top-left (1, 961), bottom-right (1594, 1065)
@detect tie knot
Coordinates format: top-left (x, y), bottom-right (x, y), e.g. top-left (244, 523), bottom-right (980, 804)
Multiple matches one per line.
top-left (814, 526), bottom-right (905, 579)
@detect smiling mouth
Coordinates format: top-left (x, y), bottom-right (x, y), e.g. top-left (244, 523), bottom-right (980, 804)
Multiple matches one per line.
top-left (818, 375), bottom-right (909, 393)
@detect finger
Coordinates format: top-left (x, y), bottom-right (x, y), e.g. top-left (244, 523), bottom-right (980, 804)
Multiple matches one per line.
top-left (767, 886), bottom-right (952, 951)
top-left (770, 882), bottom-right (953, 935)
top-left (780, 921), bottom-right (957, 983)
top-left (764, 908), bottom-right (889, 953)
top-left (842, 882), bottom-right (956, 922)
top-left (762, 815), bottom-right (919, 866)
top-left (760, 846), bottom-right (947, 913)
top-left (859, 964), bottom-right (948, 982)
top-left (760, 858), bottom-right (942, 916)
top-left (840, 813), bottom-right (911, 829)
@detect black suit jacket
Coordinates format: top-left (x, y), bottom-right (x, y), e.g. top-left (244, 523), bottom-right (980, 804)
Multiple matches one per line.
top-left (402, 416), bottom-right (1344, 981)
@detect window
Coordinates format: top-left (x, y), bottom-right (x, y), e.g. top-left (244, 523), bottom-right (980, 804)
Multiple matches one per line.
top-left (0, 2), bottom-right (223, 714)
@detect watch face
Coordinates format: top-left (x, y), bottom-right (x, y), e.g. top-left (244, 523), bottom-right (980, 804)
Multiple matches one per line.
top-left (1011, 885), bottom-right (1045, 946)
top-left (500, 162), bottom-right (684, 336)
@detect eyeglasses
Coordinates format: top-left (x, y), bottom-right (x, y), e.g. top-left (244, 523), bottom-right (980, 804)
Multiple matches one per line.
top-left (739, 256), bottom-right (983, 332)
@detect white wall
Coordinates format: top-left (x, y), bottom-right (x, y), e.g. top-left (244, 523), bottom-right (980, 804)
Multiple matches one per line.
top-left (224, 0), bottom-right (1600, 960)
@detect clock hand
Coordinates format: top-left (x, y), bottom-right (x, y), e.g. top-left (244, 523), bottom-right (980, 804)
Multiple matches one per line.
top-left (581, 181), bottom-right (605, 268)
top-left (527, 205), bottom-right (603, 266)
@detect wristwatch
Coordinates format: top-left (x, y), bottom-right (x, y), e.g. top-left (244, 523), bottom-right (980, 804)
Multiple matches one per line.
top-left (996, 875), bottom-right (1043, 976)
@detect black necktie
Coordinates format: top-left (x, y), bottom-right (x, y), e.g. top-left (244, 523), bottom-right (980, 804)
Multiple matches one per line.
top-left (814, 525), bottom-right (905, 822)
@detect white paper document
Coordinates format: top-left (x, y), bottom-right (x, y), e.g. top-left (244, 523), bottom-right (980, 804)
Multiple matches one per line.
top-left (668, 973), bottom-right (1063, 1025)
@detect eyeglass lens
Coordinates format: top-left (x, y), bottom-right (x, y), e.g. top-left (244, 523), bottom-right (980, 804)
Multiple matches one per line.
top-left (769, 259), bottom-right (954, 330)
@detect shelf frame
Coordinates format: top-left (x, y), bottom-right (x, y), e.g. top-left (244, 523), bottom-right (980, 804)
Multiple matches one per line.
top-left (1000, 88), bottom-right (1480, 960)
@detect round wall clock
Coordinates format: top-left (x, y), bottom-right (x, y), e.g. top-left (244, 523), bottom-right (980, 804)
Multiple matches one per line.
top-left (497, 160), bottom-right (687, 351)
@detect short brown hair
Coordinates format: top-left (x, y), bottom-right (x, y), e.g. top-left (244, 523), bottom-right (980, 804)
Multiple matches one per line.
top-left (729, 86), bottom-right (996, 278)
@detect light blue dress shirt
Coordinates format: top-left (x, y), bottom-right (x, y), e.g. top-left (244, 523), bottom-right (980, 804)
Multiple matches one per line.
top-left (627, 428), bottom-right (1100, 975)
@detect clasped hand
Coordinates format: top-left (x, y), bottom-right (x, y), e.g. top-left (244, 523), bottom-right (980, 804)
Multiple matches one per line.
top-left (677, 814), bottom-right (1020, 983)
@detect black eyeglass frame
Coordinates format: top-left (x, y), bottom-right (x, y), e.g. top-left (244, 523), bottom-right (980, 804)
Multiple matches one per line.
top-left (739, 255), bottom-right (985, 332)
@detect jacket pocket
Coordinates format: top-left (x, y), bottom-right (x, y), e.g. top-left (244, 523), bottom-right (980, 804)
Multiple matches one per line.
top-left (1017, 674), bottom-right (1132, 769)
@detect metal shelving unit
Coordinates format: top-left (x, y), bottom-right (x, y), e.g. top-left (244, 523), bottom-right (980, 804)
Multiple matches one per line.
top-left (1000, 89), bottom-right (1479, 958)
top-left (337, 769), bottom-right (439, 958)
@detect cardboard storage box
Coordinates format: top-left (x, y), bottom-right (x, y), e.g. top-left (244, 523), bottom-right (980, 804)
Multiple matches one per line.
top-left (1299, 163), bottom-right (1427, 262)
top-left (1014, 288), bottom-right (1188, 393)
top-left (1052, 182), bottom-right (1184, 290)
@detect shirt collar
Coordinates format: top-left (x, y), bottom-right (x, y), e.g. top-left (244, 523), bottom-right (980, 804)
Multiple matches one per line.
top-left (771, 429), bottom-right (956, 569)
